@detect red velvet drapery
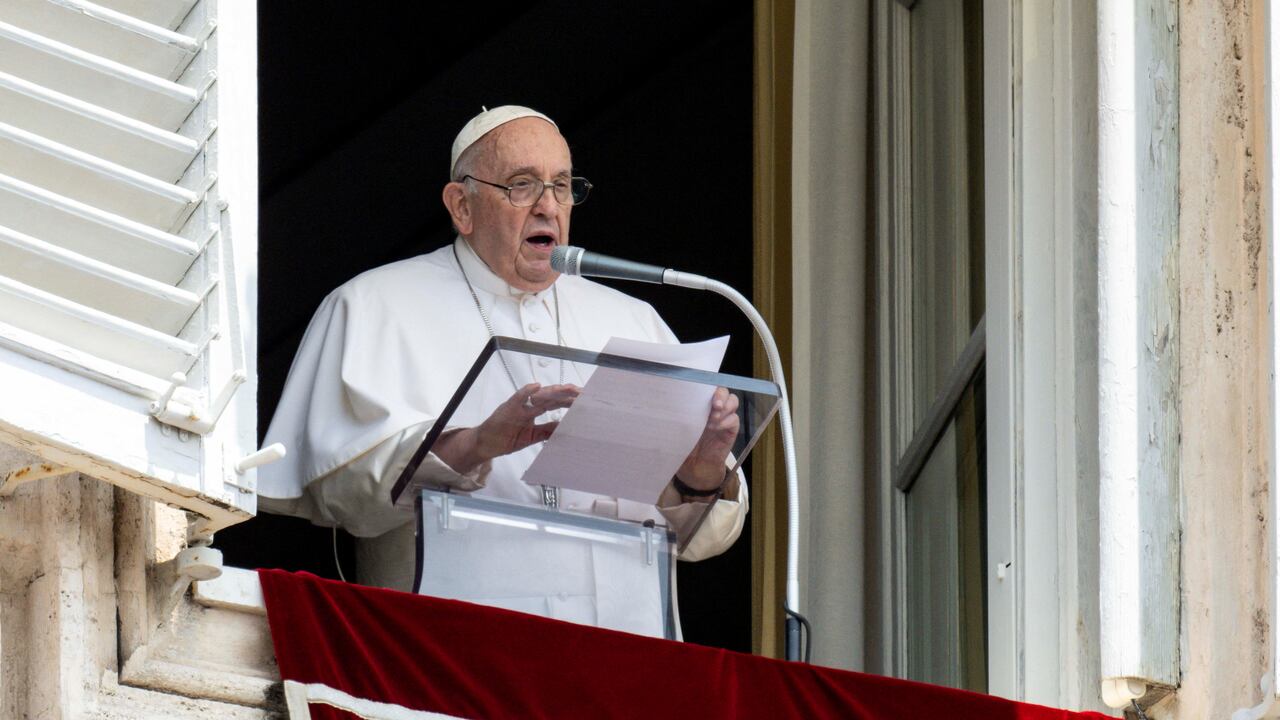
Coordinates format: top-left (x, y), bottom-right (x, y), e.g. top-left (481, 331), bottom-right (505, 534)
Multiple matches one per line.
top-left (260, 569), bottom-right (1110, 719)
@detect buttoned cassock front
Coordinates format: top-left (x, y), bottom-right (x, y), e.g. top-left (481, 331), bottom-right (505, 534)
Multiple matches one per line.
top-left (258, 238), bottom-right (747, 635)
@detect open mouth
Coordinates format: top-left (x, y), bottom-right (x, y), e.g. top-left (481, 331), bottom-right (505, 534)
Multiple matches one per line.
top-left (525, 234), bottom-right (556, 249)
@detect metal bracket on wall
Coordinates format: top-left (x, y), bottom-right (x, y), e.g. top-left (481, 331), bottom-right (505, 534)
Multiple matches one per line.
top-left (149, 368), bottom-right (246, 435)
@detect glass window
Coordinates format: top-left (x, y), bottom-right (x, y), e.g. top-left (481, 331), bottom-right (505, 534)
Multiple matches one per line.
top-left (890, 0), bottom-right (986, 692)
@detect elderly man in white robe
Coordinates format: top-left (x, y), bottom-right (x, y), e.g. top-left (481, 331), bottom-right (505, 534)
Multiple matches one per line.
top-left (258, 106), bottom-right (747, 637)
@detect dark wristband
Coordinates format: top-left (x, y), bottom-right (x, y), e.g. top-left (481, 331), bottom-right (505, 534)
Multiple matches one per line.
top-left (672, 473), bottom-right (726, 498)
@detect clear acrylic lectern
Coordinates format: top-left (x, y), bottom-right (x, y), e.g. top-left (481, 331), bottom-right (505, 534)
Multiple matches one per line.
top-left (389, 336), bottom-right (781, 638)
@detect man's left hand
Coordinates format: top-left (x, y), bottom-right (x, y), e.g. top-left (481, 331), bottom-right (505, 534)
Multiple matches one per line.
top-left (675, 387), bottom-right (740, 499)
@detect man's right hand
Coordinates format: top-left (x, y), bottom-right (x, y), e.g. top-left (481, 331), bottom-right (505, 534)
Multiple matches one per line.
top-left (433, 383), bottom-right (580, 474)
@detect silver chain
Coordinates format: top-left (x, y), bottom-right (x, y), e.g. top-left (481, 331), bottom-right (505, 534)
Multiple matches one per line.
top-left (454, 245), bottom-right (563, 508)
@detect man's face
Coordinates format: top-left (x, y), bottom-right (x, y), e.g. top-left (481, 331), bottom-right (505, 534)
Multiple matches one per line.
top-left (457, 118), bottom-right (573, 292)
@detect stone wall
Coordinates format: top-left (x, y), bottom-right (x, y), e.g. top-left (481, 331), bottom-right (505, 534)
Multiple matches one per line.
top-left (0, 443), bottom-right (280, 719)
top-left (1156, 0), bottom-right (1270, 716)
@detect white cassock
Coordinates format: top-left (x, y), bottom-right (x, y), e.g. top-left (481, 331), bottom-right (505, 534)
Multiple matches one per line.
top-left (258, 237), bottom-right (747, 636)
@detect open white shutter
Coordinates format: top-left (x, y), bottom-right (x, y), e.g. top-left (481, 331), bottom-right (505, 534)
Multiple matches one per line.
top-left (0, 0), bottom-right (259, 534)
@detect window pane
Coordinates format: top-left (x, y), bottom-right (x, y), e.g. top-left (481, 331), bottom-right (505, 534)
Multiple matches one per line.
top-left (906, 0), bottom-right (984, 432)
top-left (905, 374), bottom-right (986, 691)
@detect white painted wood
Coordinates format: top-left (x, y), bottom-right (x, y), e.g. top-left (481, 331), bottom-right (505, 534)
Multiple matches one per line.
top-left (0, 70), bottom-right (199, 181)
top-left (0, 315), bottom-right (172, 397)
top-left (0, 275), bottom-right (197, 377)
top-left (1052, 0), bottom-right (1104, 712)
top-left (94, 0), bottom-right (197, 31)
top-left (0, 19), bottom-right (198, 131)
top-left (0, 0), bottom-right (257, 450)
top-left (0, 9), bottom-right (258, 661)
top-left (983, 2), bottom-right (1107, 709)
top-left (0, 122), bottom-right (197, 230)
top-left (1097, 0), bottom-right (1142, 690)
top-left (199, 0), bottom-right (260, 522)
top-left (234, 442), bottom-right (284, 474)
top-left (0, 0), bottom-right (199, 80)
top-left (983, 0), bottom-right (1018, 700)
top-left (0, 344), bottom-right (247, 530)
top-left (1018, 0), bottom-right (1063, 705)
top-left (0, 172), bottom-right (200, 284)
top-left (1097, 0), bottom-right (1180, 695)
top-left (0, 222), bottom-right (201, 333)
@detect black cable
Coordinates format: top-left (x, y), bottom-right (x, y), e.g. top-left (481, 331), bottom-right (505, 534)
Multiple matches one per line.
top-left (784, 607), bottom-right (814, 663)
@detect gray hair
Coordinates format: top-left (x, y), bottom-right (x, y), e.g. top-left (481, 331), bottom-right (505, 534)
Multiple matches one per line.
top-left (448, 136), bottom-right (487, 235)
top-left (451, 135), bottom-right (487, 187)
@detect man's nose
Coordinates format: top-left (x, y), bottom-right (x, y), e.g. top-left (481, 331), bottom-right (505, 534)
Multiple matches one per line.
top-left (530, 184), bottom-right (559, 215)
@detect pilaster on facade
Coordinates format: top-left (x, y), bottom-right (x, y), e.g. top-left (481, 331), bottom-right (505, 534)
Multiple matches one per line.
top-left (0, 444), bottom-right (280, 718)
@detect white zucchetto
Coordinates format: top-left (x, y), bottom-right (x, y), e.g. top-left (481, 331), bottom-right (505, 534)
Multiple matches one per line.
top-left (450, 105), bottom-right (556, 176)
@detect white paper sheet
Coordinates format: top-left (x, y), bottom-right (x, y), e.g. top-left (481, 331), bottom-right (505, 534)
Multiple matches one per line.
top-left (522, 336), bottom-right (730, 503)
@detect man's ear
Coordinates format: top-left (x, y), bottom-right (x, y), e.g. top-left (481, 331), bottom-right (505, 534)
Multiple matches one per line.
top-left (442, 182), bottom-right (473, 235)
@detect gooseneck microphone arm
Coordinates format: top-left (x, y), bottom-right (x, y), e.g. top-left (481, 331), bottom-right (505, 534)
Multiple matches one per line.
top-left (551, 246), bottom-right (806, 661)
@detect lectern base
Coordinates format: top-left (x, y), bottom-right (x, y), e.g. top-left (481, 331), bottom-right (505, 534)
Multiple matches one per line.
top-left (413, 488), bottom-right (678, 639)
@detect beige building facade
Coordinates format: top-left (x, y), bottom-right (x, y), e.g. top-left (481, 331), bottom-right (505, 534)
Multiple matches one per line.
top-left (779, 0), bottom-right (1280, 717)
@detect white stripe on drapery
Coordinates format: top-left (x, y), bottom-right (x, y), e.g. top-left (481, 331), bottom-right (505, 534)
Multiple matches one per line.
top-left (283, 680), bottom-right (470, 720)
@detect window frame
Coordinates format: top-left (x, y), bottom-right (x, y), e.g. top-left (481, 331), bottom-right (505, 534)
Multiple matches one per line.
top-left (872, 0), bottom-right (1096, 704)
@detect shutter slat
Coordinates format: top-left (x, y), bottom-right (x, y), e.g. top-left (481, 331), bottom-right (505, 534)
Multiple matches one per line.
top-left (0, 122), bottom-right (197, 230)
top-left (0, 223), bottom-right (200, 334)
top-left (0, 173), bottom-right (198, 284)
top-left (0, 0), bottom-right (199, 80)
top-left (0, 319), bottom-right (166, 396)
top-left (0, 0), bottom-right (260, 528)
top-left (92, 0), bottom-right (196, 32)
top-left (0, 70), bottom-right (198, 181)
top-left (0, 274), bottom-right (196, 377)
top-left (0, 20), bottom-right (197, 130)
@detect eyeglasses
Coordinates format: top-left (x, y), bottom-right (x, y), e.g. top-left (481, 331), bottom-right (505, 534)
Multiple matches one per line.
top-left (462, 174), bottom-right (593, 207)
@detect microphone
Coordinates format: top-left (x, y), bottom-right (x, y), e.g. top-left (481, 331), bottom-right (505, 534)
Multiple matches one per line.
top-left (551, 246), bottom-right (709, 289)
top-left (551, 245), bottom-right (665, 283)
top-left (551, 242), bottom-right (804, 661)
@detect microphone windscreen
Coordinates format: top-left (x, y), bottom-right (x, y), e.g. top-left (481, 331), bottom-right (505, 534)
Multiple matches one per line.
top-left (550, 245), bottom-right (580, 275)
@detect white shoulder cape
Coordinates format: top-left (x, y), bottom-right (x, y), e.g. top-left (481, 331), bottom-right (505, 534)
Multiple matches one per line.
top-left (258, 241), bottom-right (676, 502)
